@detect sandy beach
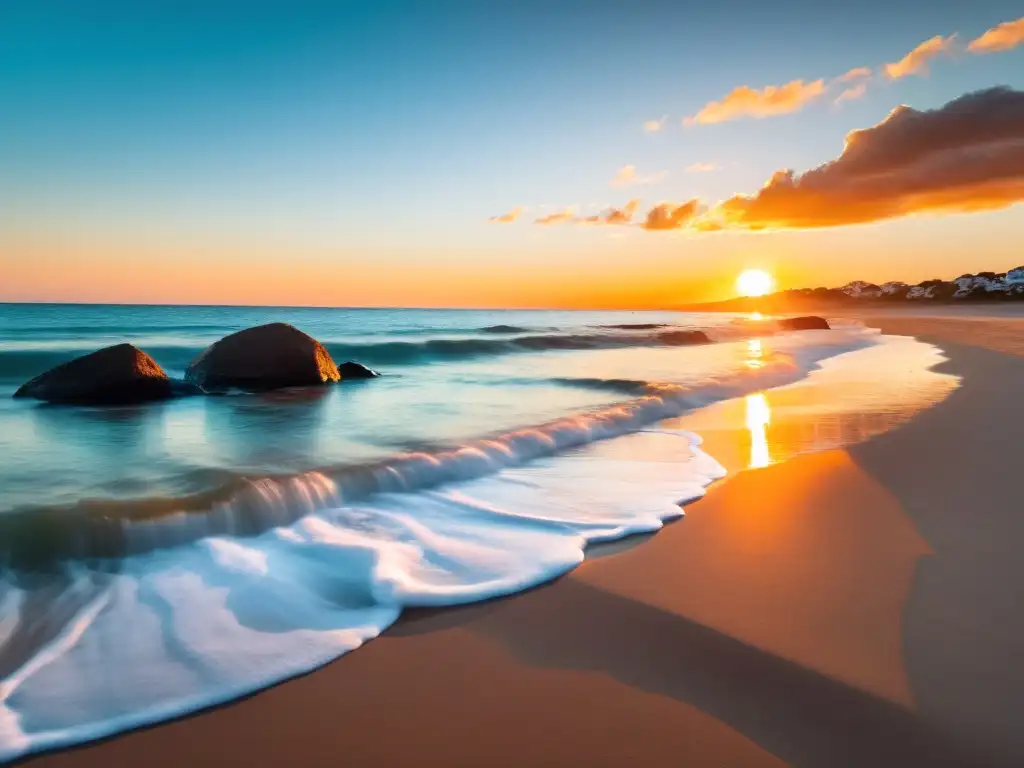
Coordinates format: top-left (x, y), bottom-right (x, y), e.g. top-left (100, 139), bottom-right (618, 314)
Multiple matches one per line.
top-left (18, 313), bottom-right (1024, 768)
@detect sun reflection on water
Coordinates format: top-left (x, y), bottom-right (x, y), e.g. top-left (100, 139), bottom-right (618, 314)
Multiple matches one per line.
top-left (746, 338), bottom-right (765, 369)
top-left (746, 392), bottom-right (772, 468)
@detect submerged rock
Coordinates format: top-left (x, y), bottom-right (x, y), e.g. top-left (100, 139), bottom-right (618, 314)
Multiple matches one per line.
top-left (778, 315), bottom-right (830, 331)
top-left (14, 344), bottom-right (174, 404)
top-left (338, 361), bottom-right (379, 379)
top-left (186, 323), bottom-right (341, 391)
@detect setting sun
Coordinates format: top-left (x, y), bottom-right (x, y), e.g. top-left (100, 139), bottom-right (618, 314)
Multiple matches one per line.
top-left (736, 269), bottom-right (775, 297)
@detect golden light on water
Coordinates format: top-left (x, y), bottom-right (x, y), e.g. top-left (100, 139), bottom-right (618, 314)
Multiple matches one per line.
top-left (746, 393), bottom-right (772, 468)
top-left (736, 269), bottom-right (775, 297)
top-left (746, 338), bottom-right (765, 369)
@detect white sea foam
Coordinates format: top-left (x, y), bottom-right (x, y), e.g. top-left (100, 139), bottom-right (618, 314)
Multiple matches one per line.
top-left (0, 325), bottom-right (945, 762)
top-left (0, 428), bottom-right (723, 761)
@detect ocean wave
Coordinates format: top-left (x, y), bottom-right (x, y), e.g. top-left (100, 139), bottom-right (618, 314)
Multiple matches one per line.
top-left (0, 341), bottom-right (830, 572)
top-left (0, 327), bottom-right (898, 760)
top-left (597, 322), bottom-right (670, 330)
top-left (0, 427), bottom-right (727, 762)
top-left (320, 329), bottom-right (710, 367)
top-left (545, 377), bottom-right (660, 395)
top-left (0, 324), bottom-right (233, 338)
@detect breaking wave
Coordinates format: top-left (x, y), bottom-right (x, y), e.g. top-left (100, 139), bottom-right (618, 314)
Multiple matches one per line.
top-left (0, 317), bottom-right (897, 762)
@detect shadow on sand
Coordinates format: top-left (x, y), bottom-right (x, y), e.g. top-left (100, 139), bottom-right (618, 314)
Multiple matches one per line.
top-left (396, 575), bottom-right (982, 768)
top-left (848, 341), bottom-right (1024, 767)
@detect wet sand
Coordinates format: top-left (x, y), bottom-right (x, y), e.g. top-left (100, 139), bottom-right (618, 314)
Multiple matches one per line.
top-left (21, 315), bottom-right (1024, 767)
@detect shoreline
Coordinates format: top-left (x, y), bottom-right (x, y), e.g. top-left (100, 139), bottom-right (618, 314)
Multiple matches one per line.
top-left (17, 314), bottom-right (1024, 767)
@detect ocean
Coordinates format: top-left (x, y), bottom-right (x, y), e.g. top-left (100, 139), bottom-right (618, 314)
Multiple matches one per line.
top-left (0, 303), bottom-right (954, 760)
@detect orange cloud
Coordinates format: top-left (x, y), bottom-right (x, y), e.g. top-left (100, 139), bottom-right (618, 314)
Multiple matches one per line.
top-left (611, 165), bottom-right (636, 185)
top-left (834, 66), bottom-right (871, 103)
top-left (686, 161), bottom-right (719, 173)
top-left (685, 79), bottom-right (826, 125)
top-left (535, 207), bottom-right (576, 225)
top-left (611, 164), bottom-right (667, 186)
top-left (578, 199), bottom-right (641, 225)
top-left (700, 87), bottom-right (1024, 230)
top-left (488, 206), bottom-right (523, 223)
top-left (835, 82), bottom-right (868, 105)
top-left (884, 35), bottom-right (956, 79)
top-left (968, 16), bottom-right (1024, 53)
top-left (641, 200), bottom-right (701, 230)
top-left (839, 67), bottom-right (872, 82)
top-left (643, 116), bottom-right (667, 132)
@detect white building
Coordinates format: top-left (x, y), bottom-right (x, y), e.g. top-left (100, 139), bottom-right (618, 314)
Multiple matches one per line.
top-left (1005, 267), bottom-right (1024, 284)
top-left (953, 274), bottom-right (1008, 299)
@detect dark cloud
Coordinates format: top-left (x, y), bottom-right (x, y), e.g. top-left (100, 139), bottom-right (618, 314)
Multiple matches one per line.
top-left (704, 87), bottom-right (1024, 229)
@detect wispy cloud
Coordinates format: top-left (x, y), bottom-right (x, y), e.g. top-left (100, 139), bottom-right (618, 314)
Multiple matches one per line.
top-left (641, 200), bottom-right (701, 230)
top-left (833, 66), bottom-right (872, 104)
top-left (685, 80), bottom-right (826, 125)
top-left (968, 15), bottom-right (1024, 53)
top-left (643, 115), bottom-right (667, 132)
top-left (534, 207), bottom-right (576, 225)
top-left (669, 19), bottom-right (1023, 130)
top-left (838, 67), bottom-right (872, 82)
top-left (697, 87), bottom-right (1024, 230)
top-left (686, 162), bottom-right (720, 173)
top-left (611, 164), bottom-right (668, 186)
top-left (611, 165), bottom-right (637, 185)
top-left (835, 82), bottom-right (868, 105)
top-left (488, 206), bottom-right (523, 224)
top-left (884, 34), bottom-right (957, 79)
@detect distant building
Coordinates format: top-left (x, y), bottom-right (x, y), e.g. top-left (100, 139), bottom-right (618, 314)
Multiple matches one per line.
top-left (1005, 267), bottom-right (1024, 284)
top-left (953, 273), bottom-right (1008, 298)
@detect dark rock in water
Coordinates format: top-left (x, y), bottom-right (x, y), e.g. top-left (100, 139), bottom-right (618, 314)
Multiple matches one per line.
top-left (656, 329), bottom-right (712, 345)
top-left (185, 322), bottom-right (341, 391)
top-left (338, 361), bottom-right (379, 379)
top-left (481, 324), bottom-right (529, 334)
top-left (601, 323), bottom-right (668, 330)
top-left (778, 315), bottom-right (831, 331)
top-left (14, 344), bottom-right (174, 404)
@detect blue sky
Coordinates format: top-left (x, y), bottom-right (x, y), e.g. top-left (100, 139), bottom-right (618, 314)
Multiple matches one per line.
top-left (2, 1), bottom-right (1023, 306)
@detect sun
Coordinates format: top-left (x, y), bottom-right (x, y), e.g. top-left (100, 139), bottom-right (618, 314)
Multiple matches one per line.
top-left (736, 269), bottom-right (775, 297)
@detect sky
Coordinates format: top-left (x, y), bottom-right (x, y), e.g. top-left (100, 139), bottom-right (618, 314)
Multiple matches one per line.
top-left (2, 1), bottom-right (1023, 308)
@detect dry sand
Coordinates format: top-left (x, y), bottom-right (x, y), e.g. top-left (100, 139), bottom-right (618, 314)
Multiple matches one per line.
top-left (20, 315), bottom-right (1024, 767)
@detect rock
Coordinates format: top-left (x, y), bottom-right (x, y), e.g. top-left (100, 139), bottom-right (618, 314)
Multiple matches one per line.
top-left (778, 315), bottom-right (830, 331)
top-left (338, 361), bottom-right (379, 379)
top-left (185, 323), bottom-right (340, 391)
top-left (14, 344), bottom-right (174, 404)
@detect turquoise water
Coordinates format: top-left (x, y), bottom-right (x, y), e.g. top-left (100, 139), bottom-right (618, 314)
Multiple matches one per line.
top-left (0, 303), bottom-right (891, 760)
top-left (0, 304), bottom-right (779, 524)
